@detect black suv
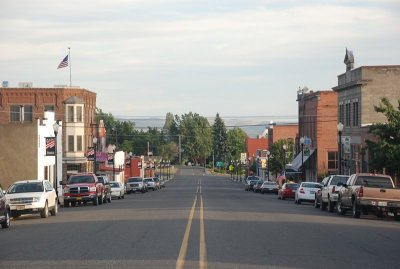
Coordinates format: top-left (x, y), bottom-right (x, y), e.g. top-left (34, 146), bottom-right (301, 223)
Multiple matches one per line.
top-left (97, 176), bottom-right (112, 203)
top-left (0, 187), bottom-right (10, 229)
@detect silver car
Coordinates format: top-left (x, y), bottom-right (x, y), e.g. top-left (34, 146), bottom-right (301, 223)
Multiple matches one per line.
top-left (260, 181), bottom-right (279, 194)
top-left (126, 177), bottom-right (147, 193)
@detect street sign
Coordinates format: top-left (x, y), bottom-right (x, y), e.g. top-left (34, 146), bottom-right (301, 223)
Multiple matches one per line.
top-left (343, 136), bottom-right (351, 154)
top-left (216, 161), bottom-right (224, 167)
top-left (240, 153), bottom-right (247, 164)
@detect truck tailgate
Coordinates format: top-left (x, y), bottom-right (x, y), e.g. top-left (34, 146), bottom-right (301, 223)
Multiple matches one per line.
top-left (363, 188), bottom-right (400, 201)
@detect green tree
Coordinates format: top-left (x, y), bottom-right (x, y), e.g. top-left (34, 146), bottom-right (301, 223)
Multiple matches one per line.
top-left (163, 112), bottom-right (179, 142)
top-left (212, 113), bottom-right (228, 163)
top-left (176, 112), bottom-right (212, 164)
top-left (159, 141), bottom-right (179, 161)
top-left (366, 97), bottom-right (400, 176)
top-left (268, 139), bottom-right (295, 175)
top-left (226, 127), bottom-right (247, 161)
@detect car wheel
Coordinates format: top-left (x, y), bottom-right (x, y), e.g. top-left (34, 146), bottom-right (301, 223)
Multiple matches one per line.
top-left (93, 196), bottom-right (99, 206)
top-left (297, 199), bottom-right (301, 204)
top-left (320, 201), bottom-right (326, 211)
top-left (64, 201), bottom-right (70, 208)
top-left (40, 201), bottom-right (49, 218)
top-left (394, 212), bottom-right (400, 221)
top-left (336, 197), bottom-right (346, 215)
top-left (352, 200), bottom-right (361, 218)
top-left (328, 198), bottom-right (334, 212)
top-left (1, 209), bottom-right (10, 228)
top-left (282, 196), bottom-right (285, 200)
top-left (314, 197), bottom-right (320, 208)
top-left (71, 201), bottom-right (76, 207)
top-left (50, 200), bottom-right (58, 216)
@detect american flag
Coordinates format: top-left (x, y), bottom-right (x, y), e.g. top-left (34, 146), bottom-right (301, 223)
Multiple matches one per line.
top-left (57, 55), bottom-right (68, 69)
top-left (87, 148), bottom-right (94, 157)
top-left (46, 138), bottom-right (55, 149)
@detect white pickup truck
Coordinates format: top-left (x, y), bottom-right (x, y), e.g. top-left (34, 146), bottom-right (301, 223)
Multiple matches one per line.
top-left (318, 175), bottom-right (349, 212)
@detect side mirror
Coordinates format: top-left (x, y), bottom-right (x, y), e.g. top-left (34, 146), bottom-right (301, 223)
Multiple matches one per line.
top-left (342, 183), bottom-right (348, 188)
top-left (2, 190), bottom-right (6, 195)
top-left (59, 181), bottom-right (65, 186)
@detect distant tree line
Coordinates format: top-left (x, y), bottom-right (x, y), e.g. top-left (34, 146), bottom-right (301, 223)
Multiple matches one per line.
top-left (96, 109), bottom-right (248, 165)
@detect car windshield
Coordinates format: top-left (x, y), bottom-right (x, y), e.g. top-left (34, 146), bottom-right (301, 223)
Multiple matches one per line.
top-left (355, 176), bottom-right (394, 188)
top-left (247, 176), bottom-right (259, 181)
top-left (330, 176), bottom-right (349, 185)
top-left (110, 182), bottom-right (119, 187)
top-left (153, 178), bottom-right (159, 182)
top-left (286, 184), bottom-right (298, 190)
top-left (8, 182), bottom-right (44, 193)
top-left (128, 178), bottom-right (142, 183)
top-left (68, 175), bottom-right (95, 184)
top-left (145, 178), bottom-right (154, 182)
top-left (302, 183), bottom-right (320, 188)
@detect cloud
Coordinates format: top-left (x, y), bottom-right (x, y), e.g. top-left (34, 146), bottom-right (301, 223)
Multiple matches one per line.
top-left (0, 0), bottom-right (399, 117)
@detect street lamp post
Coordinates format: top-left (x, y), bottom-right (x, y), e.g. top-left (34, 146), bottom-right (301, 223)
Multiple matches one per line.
top-left (300, 137), bottom-right (305, 181)
top-left (337, 122), bottom-right (344, 175)
top-left (112, 145), bottom-right (116, 181)
top-left (53, 122), bottom-right (60, 197)
top-left (282, 144), bottom-right (287, 173)
top-left (93, 137), bottom-right (98, 175)
top-left (266, 151), bottom-right (271, 181)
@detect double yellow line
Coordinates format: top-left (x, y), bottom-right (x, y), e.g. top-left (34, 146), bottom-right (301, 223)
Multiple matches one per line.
top-left (176, 180), bottom-right (207, 269)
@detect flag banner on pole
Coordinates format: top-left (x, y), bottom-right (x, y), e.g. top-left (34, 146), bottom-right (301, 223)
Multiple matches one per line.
top-left (108, 154), bottom-right (114, 165)
top-left (87, 147), bottom-right (94, 161)
top-left (45, 137), bottom-right (56, 156)
top-left (57, 55), bottom-right (69, 69)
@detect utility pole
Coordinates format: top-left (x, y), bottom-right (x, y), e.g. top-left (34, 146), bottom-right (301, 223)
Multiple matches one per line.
top-left (178, 135), bottom-right (182, 165)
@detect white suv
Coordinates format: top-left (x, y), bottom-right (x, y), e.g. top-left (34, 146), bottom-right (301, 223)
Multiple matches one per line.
top-left (6, 180), bottom-right (58, 219)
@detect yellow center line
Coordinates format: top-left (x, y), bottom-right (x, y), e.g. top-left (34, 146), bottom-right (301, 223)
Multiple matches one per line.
top-left (176, 178), bottom-right (207, 269)
top-left (176, 194), bottom-right (197, 269)
top-left (199, 195), bottom-right (207, 269)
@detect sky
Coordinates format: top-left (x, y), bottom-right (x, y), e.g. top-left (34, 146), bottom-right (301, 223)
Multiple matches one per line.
top-left (1, 0), bottom-right (399, 122)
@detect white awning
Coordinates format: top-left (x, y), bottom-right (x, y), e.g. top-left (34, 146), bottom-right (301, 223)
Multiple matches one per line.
top-left (289, 149), bottom-right (315, 170)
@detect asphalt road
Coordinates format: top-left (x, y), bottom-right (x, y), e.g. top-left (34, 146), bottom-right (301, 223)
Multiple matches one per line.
top-left (1, 167), bottom-right (400, 269)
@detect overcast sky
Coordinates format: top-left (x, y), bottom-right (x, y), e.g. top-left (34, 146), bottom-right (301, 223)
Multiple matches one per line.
top-left (1, 0), bottom-right (399, 120)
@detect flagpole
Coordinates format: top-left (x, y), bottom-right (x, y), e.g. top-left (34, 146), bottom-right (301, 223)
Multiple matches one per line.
top-left (68, 47), bottom-right (71, 87)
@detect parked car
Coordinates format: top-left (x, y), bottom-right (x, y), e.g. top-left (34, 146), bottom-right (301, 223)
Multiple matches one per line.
top-left (63, 173), bottom-right (104, 207)
top-left (109, 181), bottom-right (125, 199)
top-left (253, 180), bottom-right (264, 193)
top-left (294, 182), bottom-right (321, 204)
top-left (157, 177), bottom-right (166, 188)
top-left (126, 177), bottom-right (147, 193)
top-left (337, 173), bottom-right (400, 219)
top-left (318, 175), bottom-right (349, 212)
top-left (244, 176), bottom-right (260, 191)
top-left (260, 181), bottom-right (279, 194)
top-left (0, 187), bottom-right (10, 228)
top-left (145, 178), bottom-right (157, 191)
top-left (6, 180), bottom-right (58, 218)
top-left (278, 183), bottom-right (299, 200)
top-left (97, 175), bottom-right (112, 203)
top-left (153, 177), bottom-right (161, 189)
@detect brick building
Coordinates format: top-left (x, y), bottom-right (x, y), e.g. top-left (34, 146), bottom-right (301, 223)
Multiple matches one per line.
top-left (0, 86), bottom-right (97, 182)
top-left (332, 49), bottom-right (400, 174)
top-left (294, 89), bottom-right (338, 181)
